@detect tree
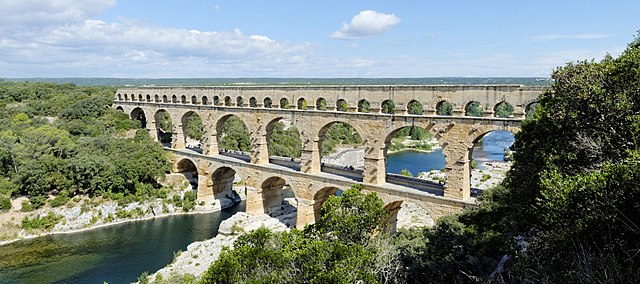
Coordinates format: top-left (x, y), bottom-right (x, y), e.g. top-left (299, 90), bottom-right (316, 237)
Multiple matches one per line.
top-left (436, 101), bottom-right (453, 115)
top-left (185, 114), bottom-right (203, 140)
top-left (400, 168), bottom-right (412, 177)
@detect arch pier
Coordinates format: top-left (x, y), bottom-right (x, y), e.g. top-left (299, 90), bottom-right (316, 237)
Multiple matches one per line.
top-left (115, 85), bottom-right (544, 228)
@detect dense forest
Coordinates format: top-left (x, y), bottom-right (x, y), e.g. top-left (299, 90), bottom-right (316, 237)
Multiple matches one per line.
top-left (0, 81), bottom-right (171, 211)
top-left (196, 36), bottom-right (640, 283)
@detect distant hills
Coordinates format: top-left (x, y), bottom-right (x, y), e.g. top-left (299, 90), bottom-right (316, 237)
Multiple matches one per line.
top-left (1, 77), bottom-right (551, 87)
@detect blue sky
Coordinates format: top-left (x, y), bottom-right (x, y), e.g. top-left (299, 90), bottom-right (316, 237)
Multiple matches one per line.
top-left (0, 0), bottom-right (638, 78)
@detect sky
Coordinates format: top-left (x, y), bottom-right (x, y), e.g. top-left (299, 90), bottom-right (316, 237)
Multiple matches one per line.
top-left (0, 0), bottom-right (639, 78)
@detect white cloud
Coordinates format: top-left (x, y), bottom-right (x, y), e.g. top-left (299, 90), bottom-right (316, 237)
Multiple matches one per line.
top-left (531, 33), bottom-right (614, 41)
top-left (331, 10), bottom-right (400, 40)
top-left (0, 0), bottom-right (116, 28)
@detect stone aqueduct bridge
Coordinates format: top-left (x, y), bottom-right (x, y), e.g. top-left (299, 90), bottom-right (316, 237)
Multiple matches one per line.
top-left (113, 85), bottom-right (544, 229)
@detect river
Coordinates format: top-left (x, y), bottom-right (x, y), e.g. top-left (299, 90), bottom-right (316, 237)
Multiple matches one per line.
top-left (0, 202), bottom-right (244, 284)
top-left (386, 130), bottom-right (515, 174)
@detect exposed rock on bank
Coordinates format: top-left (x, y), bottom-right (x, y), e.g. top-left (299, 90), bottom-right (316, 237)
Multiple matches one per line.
top-left (142, 212), bottom-right (288, 283)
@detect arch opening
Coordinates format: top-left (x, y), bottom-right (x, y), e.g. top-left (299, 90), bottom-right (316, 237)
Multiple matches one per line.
top-left (146, 94), bottom-right (151, 102)
top-left (181, 111), bottom-right (204, 153)
top-left (436, 101), bottom-right (453, 116)
top-left (525, 102), bottom-right (538, 119)
top-left (313, 186), bottom-right (341, 221)
top-left (280, 98), bottom-right (289, 109)
top-left (115, 106), bottom-right (124, 112)
top-left (465, 101), bottom-right (483, 117)
top-left (468, 130), bottom-right (516, 195)
top-left (236, 96), bottom-right (244, 107)
top-left (383, 126), bottom-right (444, 192)
top-left (213, 96), bottom-right (220, 106)
top-left (138, 94), bottom-right (143, 101)
top-left (494, 101), bottom-right (514, 118)
top-left (117, 93), bottom-right (122, 100)
top-left (175, 158), bottom-right (198, 192)
top-left (316, 98), bottom-right (327, 111)
top-left (130, 107), bottom-right (147, 129)
top-left (381, 100), bottom-right (395, 114)
top-left (358, 99), bottom-right (370, 113)
top-left (224, 96), bottom-right (232, 106)
top-left (407, 100), bottom-right (423, 115)
top-left (249, 97), bottom-right (257, 107)
top-left (318, 121), bottom-right (364, 181)
top-left (191, 96), bottom-right (198, 104)
top-left (266, 118), bottom-right (302, 171)
top-left (261, 177), bottom-right (297, 228)
top-left (336, 99), bottom-right (348, 112)
top-left (154, 95), bottom-right (160, 102)
top-left (154, 110), bottom-right (173, 147)
top-left (216, 114), bottom-right (251, 161)
top-left (180, 95), bottom-right (187, 104)
top-left (207, 166), bottom-right (243, 208)
top-left (297, 98), bottom-right (308, 110)
top-left (264, 97), bottom-right (272, 108)
top-left (171, 95), bottom-right (177, 103)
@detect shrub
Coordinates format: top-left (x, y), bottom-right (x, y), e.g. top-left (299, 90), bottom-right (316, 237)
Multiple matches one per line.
top-left (29, 195), bottom-right (46, 209)
top-left (21, 212), bottom-right (62, 231)
top-left (49, 190), bottom-right (70, 207)
top-left (0, 196), bottom-right (11, 211)
top-left (21, 200), bottom-right (33, 212)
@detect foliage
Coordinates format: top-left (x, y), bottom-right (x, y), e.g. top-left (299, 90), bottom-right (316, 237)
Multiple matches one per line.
top-left (400, 168), bottom-right (412, 177)
top-left (182, 191), bottom-right (196, 212)
top-left (337, 100), bottom-right (348, 111)
top-left (320, 122), bottom-right (362, 156)
top-left (436, 101), bottom-right (452, 115)
top-left (0, 195), bottom-right (11, 211)
top-left (358, 100), bottom-right (370, 112)
top-left (381, 100), bottom-right (395, 114)
top-left (268, 122), bottom-right (302, 158)
top-left (466, 101), bottom-right (483, 116)
top-left (49, 190), bottom-right (70, 207)
top-left (494, 102), bottom-right (513, 118)
top-left (219, 116), bottom-right (251, 152)
top-left (317, 98), bottom-right (327, 110)
top-left (185, 114), bottom-right (203, 140)
top-left (21, 212), bottom-right (62, 231)
top-left (407, 101), bottom-right (423, 115)
top-left (201, 185), bottom-right (396, 283)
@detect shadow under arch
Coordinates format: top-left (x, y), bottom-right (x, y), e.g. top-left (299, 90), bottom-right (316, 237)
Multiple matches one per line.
top-left (174, 158), bottom-right (199, 193)
top-left (154, 109), bottom-right (173, 147)
top-left (130, 107), bottom-right (147, 128)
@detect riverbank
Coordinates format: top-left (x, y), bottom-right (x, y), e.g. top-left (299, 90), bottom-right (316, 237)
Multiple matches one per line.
top-left (0, 175), bottom-right (245, 247)
top-left (418, 161), bottom-right (512, 189)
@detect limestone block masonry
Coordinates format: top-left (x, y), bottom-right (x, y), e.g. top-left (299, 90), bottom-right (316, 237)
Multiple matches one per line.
top-left (114, 85), bottom-right (545, 228)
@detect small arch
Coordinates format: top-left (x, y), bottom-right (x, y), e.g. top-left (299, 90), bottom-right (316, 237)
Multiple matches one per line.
top-left (381, 100), bottom-right (395, 114)
top-left (202, 96), bottom-right (208, 105)
top-left (138, 94), bottom-right (143, 101)
top-left (115, 106), bottom-right (124, 112)
top-left (236, 96), bottom-right (244, 107)
top-left (494, 101), bottom-right (514, 118)
top-left (316, 98), bottom-right (327, 111)
top-left (213, 96), bottom-right (220, 106)
top-left (130, 107), bottom-right (147, 129)
top-left (297, 98), bottom-right (308, 110)
top-left (358, 99), bottom-right (370, 113)
top-left (146, 94), bottom-right (151, 102)
top-left (436, 100), bottom-right (453, 116)
top-left (181, 95), bottom-right (187, 104)
top-left (336, 99), bottom-right (348, 112)
top-left (465, 101), bottom-right (483, 117)
top-left (250, 97), bottom-right (258, 107)
top-left (124, 94), bottom-right (129, 101)
top-left (154, 95), bottom-right (159, 102)
top-left (191, 96), bottom-right (198, 104)
top-left (117, 93), bottom-right (122, 100)
top-left (280, 98), bottom-right (289, 109)
top-left (171, 95), bottom-right (177, 103)
top-left (224, 96), bottom-right (232, 106)
top-left (407, 100), bottom-right (423, 115)
top-left (264, 97), bottom-right (273, 108)
top-left (162, 95), bottom-right (168, 103)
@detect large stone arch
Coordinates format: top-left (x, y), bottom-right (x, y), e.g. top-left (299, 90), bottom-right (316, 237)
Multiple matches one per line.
top-left (213, 113), bottom-right (252, 159)
top-left (130, 107), bottom-right (147, 129)
top-left (314, 120), bottom-right (365, 180)
top-left (258, 176), bottom-right (298, 228)
top-left (265, 117), bottom-right (302, 171)
top-left (383, 200), bottom-right (403, 232)
top-left (313, 186), bottom-right (340, 220)
top-left (154, 109), bottom-right (173, 146)
top-left (180, 111), bottom-right (204, 151)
